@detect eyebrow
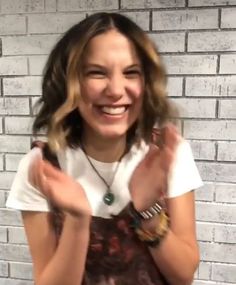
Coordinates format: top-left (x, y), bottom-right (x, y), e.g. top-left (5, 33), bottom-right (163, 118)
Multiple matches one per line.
top-left (83, 63), bottom-right (142, 69)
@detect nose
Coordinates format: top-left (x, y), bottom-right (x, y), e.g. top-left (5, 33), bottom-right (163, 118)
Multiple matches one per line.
top-left (105, 74), bottom-right (125, 100)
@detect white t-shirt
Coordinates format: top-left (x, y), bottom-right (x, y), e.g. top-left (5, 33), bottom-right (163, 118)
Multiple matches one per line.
top-left (6, 139), bottom-right (203, 218)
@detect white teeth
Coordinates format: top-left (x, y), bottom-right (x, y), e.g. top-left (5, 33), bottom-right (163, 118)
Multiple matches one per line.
top-left (101, 106), bottom-right (126, 115)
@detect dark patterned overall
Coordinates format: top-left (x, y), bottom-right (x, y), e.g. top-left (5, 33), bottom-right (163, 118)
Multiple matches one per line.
top-left (33, 142), bottom-right (169, 285)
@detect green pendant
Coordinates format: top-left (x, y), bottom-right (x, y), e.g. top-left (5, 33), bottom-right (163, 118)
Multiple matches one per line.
top-left (103, 192), bottom-right (115, 205)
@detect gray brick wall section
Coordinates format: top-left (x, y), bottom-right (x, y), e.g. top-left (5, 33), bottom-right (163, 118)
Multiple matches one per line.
top-left (0, 0), bottom-right (235, 283)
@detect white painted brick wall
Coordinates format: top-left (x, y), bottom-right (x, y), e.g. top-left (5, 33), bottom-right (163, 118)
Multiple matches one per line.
top-left (188, 31), bottom-right (236, 52)
top-left (153, 9), bottom-right (218, 31)
top-left (3, 77), bottom-right (42, 96)
top-left (28, 13), bottom-right (86, 34)
top-left (2, 35), bottom-right (59, 55)
top-left (0, 15), bottom-right (26, 35)
top-left (220, 54), bottom-right (236, 74)
top-left (0, 1), bottom-right (235, 283)
top-left (120, 0), bottom-right (185, 9)
top-left (0, 57), bottom-right (28, 76)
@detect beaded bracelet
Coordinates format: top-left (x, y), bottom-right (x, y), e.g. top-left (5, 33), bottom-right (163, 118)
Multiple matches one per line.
top-left (130, 203), bottom-right (170, 247)
top-left (135, 209), bottom-right (170, 247)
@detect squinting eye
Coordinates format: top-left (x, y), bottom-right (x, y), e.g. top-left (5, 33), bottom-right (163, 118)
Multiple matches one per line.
top-left (124, 70), bottom-right (142, 78)
top-left (86, 70), bottom-right (106, 78)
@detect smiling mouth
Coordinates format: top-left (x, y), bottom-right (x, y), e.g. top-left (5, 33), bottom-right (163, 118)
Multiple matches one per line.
top-left (97, 105), bottom-right (129, 115)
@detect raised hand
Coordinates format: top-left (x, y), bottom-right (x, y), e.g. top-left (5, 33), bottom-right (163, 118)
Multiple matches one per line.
top-left (129, 124), bottom-right (180, 211)
top-left (29, 151), bottom-right (92, 218)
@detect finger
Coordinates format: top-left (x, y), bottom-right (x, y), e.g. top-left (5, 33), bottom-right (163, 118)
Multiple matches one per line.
top-left (151, 128), bottom-right (161, 146)
top-left (161, 124), bottom-right (179, 151)
top-left (42, 159), bottom-right (62, 180)
top-left (139, 144), bottom-right (160, 169)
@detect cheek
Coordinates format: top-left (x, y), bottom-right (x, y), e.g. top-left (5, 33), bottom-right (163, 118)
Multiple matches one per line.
top-left (80, 80), bottom-right (105, 102)
top-left (128, 79), bottom-right (144, 98)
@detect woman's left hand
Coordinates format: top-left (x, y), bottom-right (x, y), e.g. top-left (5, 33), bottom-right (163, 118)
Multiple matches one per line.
top-left (129, 124), bottom-right (180, 211)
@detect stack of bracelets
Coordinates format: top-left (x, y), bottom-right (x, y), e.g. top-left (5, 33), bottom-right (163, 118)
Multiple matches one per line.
top-left (130, 201), bottom-right (170, 247)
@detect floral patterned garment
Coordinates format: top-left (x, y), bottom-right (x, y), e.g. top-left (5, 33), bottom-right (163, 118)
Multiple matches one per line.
top-left (82, 207), bottom-right (169, 285)
top-left (34, 141), bottom-right (169, 285)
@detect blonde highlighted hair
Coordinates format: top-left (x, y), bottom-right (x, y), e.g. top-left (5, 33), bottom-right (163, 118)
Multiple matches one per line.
top-left (33, 12), bottom-right (173, 152)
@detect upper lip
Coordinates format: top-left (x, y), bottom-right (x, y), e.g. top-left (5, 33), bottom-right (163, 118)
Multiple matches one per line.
top-left (96, 104), bottom-right (130, 107)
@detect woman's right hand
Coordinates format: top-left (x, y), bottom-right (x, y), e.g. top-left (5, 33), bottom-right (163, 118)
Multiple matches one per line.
top-left (29, 151), bottom-right (92, 219)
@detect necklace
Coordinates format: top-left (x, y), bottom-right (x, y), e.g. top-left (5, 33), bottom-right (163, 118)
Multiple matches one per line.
top-left (81, 144), bottom-right (124, 206)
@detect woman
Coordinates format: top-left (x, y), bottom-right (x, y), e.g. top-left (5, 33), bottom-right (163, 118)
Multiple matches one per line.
top-left (6, 12), bottom-right (203, 285)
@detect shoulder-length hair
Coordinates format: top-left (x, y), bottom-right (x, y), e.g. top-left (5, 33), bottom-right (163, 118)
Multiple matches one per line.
top-left (33, 12), bottom-right (173, 152)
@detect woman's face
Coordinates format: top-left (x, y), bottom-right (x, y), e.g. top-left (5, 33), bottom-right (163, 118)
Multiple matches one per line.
top-left (78, 29), bottom-right (144, 142)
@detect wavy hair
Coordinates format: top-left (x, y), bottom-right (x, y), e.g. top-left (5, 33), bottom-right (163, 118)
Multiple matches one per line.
top-left (33, 12), bottom-right (173, 152)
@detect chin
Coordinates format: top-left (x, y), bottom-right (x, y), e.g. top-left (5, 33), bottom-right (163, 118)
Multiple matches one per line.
top-left (97, 127), bottom-right (129, 140)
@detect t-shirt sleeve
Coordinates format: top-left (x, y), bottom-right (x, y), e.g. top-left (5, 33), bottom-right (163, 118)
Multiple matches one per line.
top-left (6, 148), bottom-right (51, 212)
top-left (167, 139), bottom-right (203, 198)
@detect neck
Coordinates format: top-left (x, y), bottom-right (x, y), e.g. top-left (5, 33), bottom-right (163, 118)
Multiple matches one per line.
top-left (81, 134), bottom-right (127, 163)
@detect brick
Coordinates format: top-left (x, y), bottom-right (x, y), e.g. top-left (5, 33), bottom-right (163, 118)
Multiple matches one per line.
top-left (0, 0), bottom-right (44, 14)
top-left (196, 202), bottom-right (236, 223)
top-left (212, 264), bottom-right (236, 283)
top-left (120, 12), bottom-right (150, 31)
top-left (220, 54), bottom-right (236, 74)
top-left (29, 56), bottom-right (47, 75)
top-left (214, 183), bottom-right (236, 203)
top-left (221, 8), bottom-right (236, 28)
top-left (0, 136), bottom-right (30, 153)
top-left (172, 98), bottom-right (216, 118)
top-left (162, 55), bottom-right (217, 75)
top-left (57, 0), bottom-right (118, 11)
top-left (28, 13), bottom-right (85, 34)
top-left (198, 262), bottom-right (212, 280)
top-left (0, 227), bottom-right (7, 243)
top-left (186, 76), bottom-right (236, 97)
top-left (5, 154), bottom-right (25, 172)
top-left (196, 222), bottom-right (214, 242)
top-left (3, 77), bottom-right (42, 96)
top-left (5, 117), bottom-right (33, 135)
top-left (45, 0), bottom-right (57, 12)
top-left (214, 224), bottom-right (236, 243)
top-left (219, 100), bottom-right (236, 118)
top-left (0, 244), bottom-right (31, 262)
top-left (0, 279), bottom-right (33, 285)
top-left (153, 9), bottom-right (218, 31)
top-left (0, 57), bottom-right (27, 76)
top-left (197, 161), bottom-right (236, 183)
top-left (189, 140), bottom-right (216, 161)
top-left (167, 77), bottom-right (183, 97)
top-left (0, 261), bottom-right (8, 277)
top-left (188, 31), bottom-right (236, 52)
top-left (0, 15), bottom-right (26, 35)
top-left (149, 32), bottom-right (185, 52)
top-left (189, 0), bottom-right (236, 6)
top-left (2, 35), bottom-right (59, 56)
top-left (0, 191), bottom-right (6, 207)
top-left (121, 0), bottom-right (185, 8)
top-left (218, 141), bottom-right (236, 161)
top-left (0, 173), bottom-right (16, 189)
top-left (0, 98), bottom-right (30, 115)
top-left (0, 154), bottom-right (3, 171)
top-left (199, 241), bottom-right (236, 263)
top-left (0, 118), bottom-right (2, 134)
top-left (8, 227), bottom-right (27, 244)
top-left (10, 262), bottom-right (33, 280)
top-left (0, 209), bottom-right (22, 226)
top-left (193, 281), bottom-right (231, 285)
top-left (184, 120), bottom-right (236, 140)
